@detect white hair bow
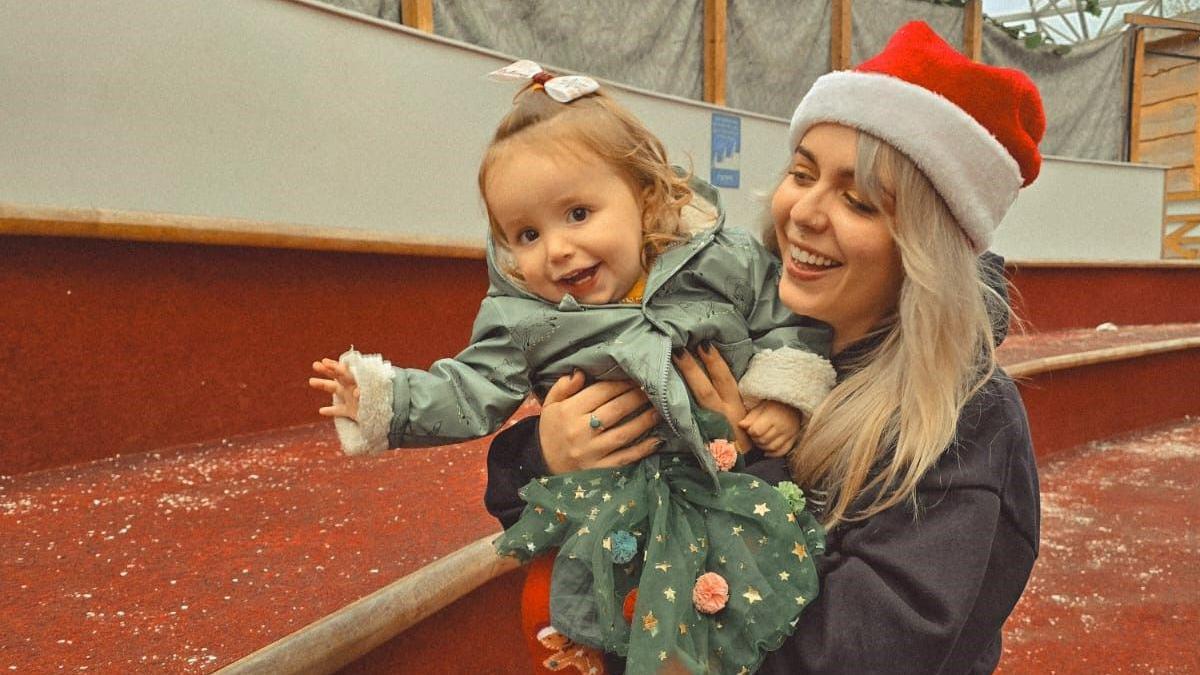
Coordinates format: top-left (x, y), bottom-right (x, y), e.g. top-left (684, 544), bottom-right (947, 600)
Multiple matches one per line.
top-left (487, 60), bottom-right (599, 103)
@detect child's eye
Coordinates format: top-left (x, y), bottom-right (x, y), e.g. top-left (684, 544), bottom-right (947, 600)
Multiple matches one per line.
top-left (844, 192), bottom-right (878, 215)
top-left (516, 228), bottom-right (539, 244)
top-left (567, 207), bottom-right (590, 223)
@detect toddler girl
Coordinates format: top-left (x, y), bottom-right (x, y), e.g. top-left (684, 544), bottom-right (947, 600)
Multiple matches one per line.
top-left (309, 61), bottom-right (831, 674)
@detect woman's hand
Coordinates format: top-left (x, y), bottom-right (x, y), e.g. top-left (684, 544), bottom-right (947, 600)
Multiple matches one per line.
top-left (539, 372), bottom-right (662, 474)
top-left (672, 344), bottom-right (753, 452)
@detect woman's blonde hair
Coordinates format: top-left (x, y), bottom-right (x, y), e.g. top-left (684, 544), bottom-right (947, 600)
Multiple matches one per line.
top-left (479, 84), bottom-right (693, 272)
top-left (782, 131), bottom-right (1009, 530)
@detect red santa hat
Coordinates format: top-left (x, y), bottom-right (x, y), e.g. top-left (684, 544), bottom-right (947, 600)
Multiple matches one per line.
top-left (789, 21), bottom-right (1045, 252)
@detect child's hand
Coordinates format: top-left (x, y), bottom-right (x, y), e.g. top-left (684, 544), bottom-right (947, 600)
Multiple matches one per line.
top-left (738, 400), bottom-right (804, 458)
top-left (309, 358), bottom-right (360, 421)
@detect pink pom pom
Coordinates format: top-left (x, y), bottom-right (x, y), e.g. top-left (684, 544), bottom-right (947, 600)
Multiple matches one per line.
top-left (708, 439), bottom-right (737, 471)
top-left (692, 572), bottom-right (729, 614)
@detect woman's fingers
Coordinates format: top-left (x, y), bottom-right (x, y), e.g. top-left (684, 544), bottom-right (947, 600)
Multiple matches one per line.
top-left (543, 370), bottom-right (587, 407)
top-left (597, 406), bottom-right (659, 447)
top-left (697, 343), bottom-right (740, 403)
top-left (672, 349), bottom-right (721, 409)
top-left (589, 387), bottom-right (651, 431)
top-left (593, 436), bottom-right (661, 469)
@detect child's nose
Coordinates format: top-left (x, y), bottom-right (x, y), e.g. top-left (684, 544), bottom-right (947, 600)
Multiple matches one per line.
top-left (545, 231), bottom-right (575, 260)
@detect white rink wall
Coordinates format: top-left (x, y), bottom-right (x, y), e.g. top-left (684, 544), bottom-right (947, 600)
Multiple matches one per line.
top-left (0, 0), bottom-right (1165, 260)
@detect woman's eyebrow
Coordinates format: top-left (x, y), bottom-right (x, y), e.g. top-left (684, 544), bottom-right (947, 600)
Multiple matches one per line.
top-left (795, 145), bottom-right (855, 181)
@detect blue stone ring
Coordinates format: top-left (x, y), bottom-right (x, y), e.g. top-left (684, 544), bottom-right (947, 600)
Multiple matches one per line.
top-left (589, 414), bottom-right (604, 431)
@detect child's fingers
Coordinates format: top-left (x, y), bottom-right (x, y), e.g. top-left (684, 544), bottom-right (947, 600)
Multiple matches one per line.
top-left (738, 406), bottom-right (761, 429)
top-left (308, 377), bottom-right (338, 394)
top-left (318, 404), bottom-right (342, 417)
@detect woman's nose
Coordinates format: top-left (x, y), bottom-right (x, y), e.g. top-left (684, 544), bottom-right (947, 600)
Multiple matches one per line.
top-left (789, 189), bottom-right (830, 233)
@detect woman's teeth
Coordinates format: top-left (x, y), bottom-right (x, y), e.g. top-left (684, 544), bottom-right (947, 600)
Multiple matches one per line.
top-left (789, 246), bottom-right (840, 268)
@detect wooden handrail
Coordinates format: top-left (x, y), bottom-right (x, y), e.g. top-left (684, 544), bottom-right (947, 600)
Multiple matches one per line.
top-left (0, 202), bottom-right (485, 259)
top-left (1006, 337), bottom-right (1200, 378)
top-left (218, 533), bottom-right (519, 675)
top-left (1124, 13), bottom-right (1200, 32)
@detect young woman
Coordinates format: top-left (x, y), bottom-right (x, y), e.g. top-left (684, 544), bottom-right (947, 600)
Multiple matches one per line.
top-left (486, 22), bottom-right (1042, 673)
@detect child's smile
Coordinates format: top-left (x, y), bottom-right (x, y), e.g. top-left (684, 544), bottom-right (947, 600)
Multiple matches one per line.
top-left (485, 143), bottom-right (645, 305)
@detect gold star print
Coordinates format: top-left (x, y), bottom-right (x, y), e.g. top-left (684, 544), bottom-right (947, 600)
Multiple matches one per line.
top-left (655, 534), bottom-right (664, 542)
top-left (618, 504), bottom-right (628, 515)
top-left (526, 543), bottom-right (536, 552)
top-left (602, 492), bottom-right (612, 502)
top-left (739, 667), bottom-right (751, 675)
top-left (533, 506), bottom-right (544, 514)
top-left (564, 477), bottom-right (574, 485)
top-left (654, 561), bottom-right (672, 572)
top-left (689, 543), bottom-right (699, 554)
top-left (663, 587), bottom-right (676, 602)
top-left (779, 571), bottom-right (790, 581)
top-left (796, 595), bottom-right (807, 606)
top-left (577, 526), bottom-right (590, 536)
top-left (731, 525), bottom-right (744, 536)
top-left (555, 510), bottom-right (567, 523)
top-left (753, 503), bottom-right (770, 516)
top-left (792, 542), bottom-right (808, 561)
top-left (758, 536), bottom-right (769, 546)
top-left (602, 537), bottom-right (612, 551)
top-left (574, 486), bottom-right (586, 500)
top-left (743, 587), bottom-right (762, 605)
top-left (718, 555), bottom-right (727, 565)
top-left (537, 477), bottom-right (549, 485)
top-left (642, 611), bottom-right (659, 635)
top-left (749, 480), bottom-right (761, 489)
top-left (787, 513), bottom-right (796, 523)
top-left (679, 623), bottom-right (688, 635)
top-left (659, 651), bottom-right (668, 662)
top-left (654, 471), bottom-right (661, 479)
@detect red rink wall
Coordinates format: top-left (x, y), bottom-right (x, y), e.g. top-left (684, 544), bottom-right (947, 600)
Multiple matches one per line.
top-left (3, 236), bottom-right (1199, 475)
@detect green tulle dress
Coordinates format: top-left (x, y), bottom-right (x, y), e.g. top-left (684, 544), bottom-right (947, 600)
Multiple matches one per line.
top-left (495, 414), bottom-right (826, 675)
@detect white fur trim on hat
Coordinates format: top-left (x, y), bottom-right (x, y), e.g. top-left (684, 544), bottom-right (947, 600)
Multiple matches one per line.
top-left (333, 349), bottom-right (395, 456)
top-left (739, 348), bottom-right (837, 415)
top-left (789, 71), bottom-right (1022, 252)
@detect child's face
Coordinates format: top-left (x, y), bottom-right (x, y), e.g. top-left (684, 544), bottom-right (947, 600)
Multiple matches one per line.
top-left (486, 145), bottom-right (646, 305)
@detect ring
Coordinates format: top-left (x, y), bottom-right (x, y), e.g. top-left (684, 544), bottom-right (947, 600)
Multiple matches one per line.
top-left (589, 414), bottom-right (604, 431)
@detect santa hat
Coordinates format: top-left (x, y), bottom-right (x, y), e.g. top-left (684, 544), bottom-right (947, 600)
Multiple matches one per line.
top-left (789, 21), bottom-right (1045, 252)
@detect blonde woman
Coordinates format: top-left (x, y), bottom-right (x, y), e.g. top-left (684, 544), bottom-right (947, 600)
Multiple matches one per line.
top-left (487, 22), bottom-right (1041, 673)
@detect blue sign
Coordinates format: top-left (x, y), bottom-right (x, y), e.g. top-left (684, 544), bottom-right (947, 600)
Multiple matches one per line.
top-left (711, 113), bottom-right (741, 189)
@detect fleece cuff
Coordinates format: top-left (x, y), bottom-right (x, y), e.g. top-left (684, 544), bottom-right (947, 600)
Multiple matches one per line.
top-left (739, 348), bottom-right (837, 416)
top-left (333, 349), bottom-right (395, 456)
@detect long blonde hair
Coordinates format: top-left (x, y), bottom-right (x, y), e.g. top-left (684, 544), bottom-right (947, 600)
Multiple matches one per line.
top-left (784, 131), bottom-right (1009, 530)
top-left (478, 84), bottom-right (692, 272)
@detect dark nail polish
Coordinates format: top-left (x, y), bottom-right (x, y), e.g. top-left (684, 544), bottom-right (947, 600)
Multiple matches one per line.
top-left (671, 346), bottom-right (684, 358)
top-left (700, 340), bottom-right (713, 352)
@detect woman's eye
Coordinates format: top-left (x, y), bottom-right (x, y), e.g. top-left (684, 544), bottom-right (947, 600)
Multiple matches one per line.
top-left (516, 228), bottom-right (539, 244)
top-left (789, 170), bottom-right (814, 185)
top-left (567, 207), bottom-right (590, 223)
top-left (844, 193), bottom-right (878, 215)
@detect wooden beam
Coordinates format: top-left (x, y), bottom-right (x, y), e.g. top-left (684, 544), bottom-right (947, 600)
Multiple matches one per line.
top-left (963, 0), bottom-right (983, 62)
top-left (400, 0), bottom-right (433, 33)
top-left (1124, 13), bottom-right (1200, 33)
top-left (218, 534), bottom-right (520, 675)
top-left (1006, 337), bottom-right (1200, 378)
top-left (1129, 27), bottom-right (1146, 162)
top-left (0, 202), bottom-right (486, 260)
top-left (704, 0), bottom-right (727, 106)
top-left (830, 0), bottom-right (852, 71)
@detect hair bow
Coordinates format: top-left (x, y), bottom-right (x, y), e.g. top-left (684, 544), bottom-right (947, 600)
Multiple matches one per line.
top-left (487, 60), bottom-right (599, 103)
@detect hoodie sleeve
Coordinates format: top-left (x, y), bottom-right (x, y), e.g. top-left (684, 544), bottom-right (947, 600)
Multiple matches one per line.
top-left (734, 233), bottom-right (837, 416)
top-left (332, 297), bottom-right (532, 455)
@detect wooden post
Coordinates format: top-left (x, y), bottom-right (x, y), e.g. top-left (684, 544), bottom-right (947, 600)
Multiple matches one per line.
top-left (1128, 26), bottom-right (1145, 162)
top-left (400, 0), bottom-right (433, 32)
top-left (963, 0), bottom-right (983, 61)
top-left (704, 0), bottom-right (727, 106)
top-left (830, 0), bottom-right (852, 71)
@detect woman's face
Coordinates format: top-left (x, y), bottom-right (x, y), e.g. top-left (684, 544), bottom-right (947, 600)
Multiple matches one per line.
top-left (771, 123), bottom-right (904, 352)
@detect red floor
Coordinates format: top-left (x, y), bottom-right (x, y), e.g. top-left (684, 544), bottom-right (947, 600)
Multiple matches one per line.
top-left (2, 326), bottom-right (1198, 672)
top-left (1000, 416), bottom-right (1200, 673)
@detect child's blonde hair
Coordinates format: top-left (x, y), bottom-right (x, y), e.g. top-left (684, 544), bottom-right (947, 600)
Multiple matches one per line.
top-left (479, 83), bottom-right (693, 272)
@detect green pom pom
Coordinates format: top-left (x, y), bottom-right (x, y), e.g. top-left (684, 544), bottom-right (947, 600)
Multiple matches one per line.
top-left (776, 481), bottom-right (807, 513)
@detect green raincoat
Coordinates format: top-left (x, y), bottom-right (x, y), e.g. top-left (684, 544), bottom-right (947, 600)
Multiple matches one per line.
top-left (336, 178), bottom-right (832, 674)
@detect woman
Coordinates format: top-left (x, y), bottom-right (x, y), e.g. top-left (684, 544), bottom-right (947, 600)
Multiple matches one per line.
top-left (487, 22), bottom-right (1041, 673)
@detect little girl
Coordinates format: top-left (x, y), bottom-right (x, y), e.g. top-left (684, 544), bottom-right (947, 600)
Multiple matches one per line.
top-left (309, 61), bottom-right (831, 674)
